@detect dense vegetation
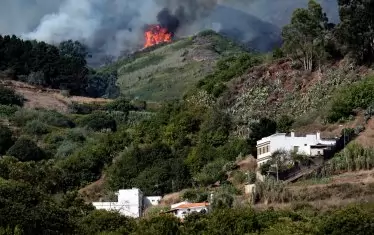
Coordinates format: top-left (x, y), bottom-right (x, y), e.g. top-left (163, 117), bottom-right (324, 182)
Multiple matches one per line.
top-left (1, 0), bottom-right (374, 234)
top-left (0, 37), bottom-right (119, 98)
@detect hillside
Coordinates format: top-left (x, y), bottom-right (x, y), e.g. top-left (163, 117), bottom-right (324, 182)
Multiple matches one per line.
top-left (2, 1), bottom-right (374, 234)
top-left (100, 31), bottom-right (247, 101)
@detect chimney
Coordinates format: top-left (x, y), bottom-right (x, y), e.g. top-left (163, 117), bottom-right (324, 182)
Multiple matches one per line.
top-left (290, 131), bottom-right (295, 137)
top-left (316, 132), bottom-right (321, 140)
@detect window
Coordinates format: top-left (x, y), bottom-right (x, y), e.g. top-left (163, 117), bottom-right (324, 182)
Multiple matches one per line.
top-left (304, 144), bottom-right (307, 146)
top-left (266, 145), bottom-right (269, 153)
top-left (258, 148), bottom-right (262, 155)
top-left (293, 146), bottom-right (299, 152)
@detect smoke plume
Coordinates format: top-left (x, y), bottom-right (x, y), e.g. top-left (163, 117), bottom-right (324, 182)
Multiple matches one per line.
top-left (0, 0), bottom-right (339, 66)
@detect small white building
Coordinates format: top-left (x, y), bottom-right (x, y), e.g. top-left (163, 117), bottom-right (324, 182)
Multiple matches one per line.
top-left (144, 196), bottom-right (163, 207)
top-left (256, 132), bottom-right (337, 166)
top-left (92, 188), bottom-right (161, 218)
top-left (166, 201), bottom-right (209, 219)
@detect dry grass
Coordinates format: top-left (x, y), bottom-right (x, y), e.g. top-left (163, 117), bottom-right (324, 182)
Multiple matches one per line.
top-left (2, 80), bottom-right (112, 113)
top-left (160, 192), bottom-right (182, 205)
top-left (79, 175), bottom-right (106, 202)
top-left (354, 118), bottom-right (374, 148)
top-left (237, 156), bottom-right (257, 172)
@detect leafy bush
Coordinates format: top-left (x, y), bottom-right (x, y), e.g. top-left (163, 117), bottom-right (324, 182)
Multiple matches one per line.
top-left (327, 76), bottom-right (374, 122)
top-left (0, 125), bottom-right (14, 155)
top-left (24, 120), bottom-right (50, 136)
top-left (78, 111), bottom-right (117, 132)
top-left (232, 171), bottom-right (247, 185)
top-left (318, 205), bottom-right (374, 235)
top-left (0, 105), bottom-right (18, 117)
top-left (194, 158), bottom-right (227, 186)
top-left (0, 86), bottom-right (23, 106)
top-left (39, 111), bottom-right (75, 128)
top-left (68, 102), bottom-right (104, 114)
top-left (277, 115), bottom-right (294, 133)
top-left (6, 137), bottom-right (46, 162)
top-left (55, 141), bottom-right (80, 158)
top-left (79, 210), bottom-right (135, 235)
top-left (182, 188), bottom-right (209, 203)
top-left (133, 214), bottom-right (181, 235)
top-left (106, 97), bottom-right (133, 112)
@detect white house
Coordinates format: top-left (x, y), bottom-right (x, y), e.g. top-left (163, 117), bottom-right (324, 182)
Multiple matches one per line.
top-left (92, 188), bottom-right (161, 218)
top-left (144, 196), bottom-right (163, 207)
top-left (256, 132), bottom-right (337, 166)
top-left (166, 201), bottom-right (209, 219)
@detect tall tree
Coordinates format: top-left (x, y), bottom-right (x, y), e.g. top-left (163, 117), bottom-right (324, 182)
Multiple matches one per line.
top-left (282, 0), bottom-right (330, 71)
top-left (337, 0), bottom-right (374, 64)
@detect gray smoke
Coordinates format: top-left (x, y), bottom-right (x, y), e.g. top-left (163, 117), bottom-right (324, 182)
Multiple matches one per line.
top-left (0, 0), bottom-right (339, 66)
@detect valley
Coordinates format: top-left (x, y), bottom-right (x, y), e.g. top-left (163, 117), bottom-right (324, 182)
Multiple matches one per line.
top-left (1, 0), bottom-right (374, 234)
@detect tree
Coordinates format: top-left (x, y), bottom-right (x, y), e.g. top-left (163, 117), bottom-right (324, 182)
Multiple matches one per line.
top-left (6, 137), bottom-right (46, 162)
top-left (133, 215), bottom-right (181, 235)
top-left (79, 210), bottom-right (135, 235)
top-left (282, 0), bottom-right (330, 71)
top-left (277, 115), bottom-right (294, 133)
top-left (249, 118), bottom-right (277, 157)
top-left (211, 193), bottom-right (234, 210)
top-left (0, 125), bottom-right (13, 155)
top-left (337, 0), bottom-right (374, 64)
top-left (318, 205), bottom-right (374, 235)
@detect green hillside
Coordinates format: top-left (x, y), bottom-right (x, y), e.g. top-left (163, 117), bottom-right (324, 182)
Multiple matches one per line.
top-left (100, 31), bottom-right (247, 101)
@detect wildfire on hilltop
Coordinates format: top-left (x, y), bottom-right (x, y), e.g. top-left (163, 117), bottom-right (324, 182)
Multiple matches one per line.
top-left (144, 24), bottom-right (172, 48)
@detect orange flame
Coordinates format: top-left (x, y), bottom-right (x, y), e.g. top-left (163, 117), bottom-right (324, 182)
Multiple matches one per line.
top-left (144, 25), bottom-right (172, 48)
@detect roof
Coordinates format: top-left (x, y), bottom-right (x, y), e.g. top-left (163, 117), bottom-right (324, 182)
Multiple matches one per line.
top-left (174, 202), bottom-right (209, 209)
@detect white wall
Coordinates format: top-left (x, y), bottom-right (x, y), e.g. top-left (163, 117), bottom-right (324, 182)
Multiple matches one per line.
top-left (144, 196), bottom-right (162, 207)
top-left (92, 188), bottom-right (143, 218)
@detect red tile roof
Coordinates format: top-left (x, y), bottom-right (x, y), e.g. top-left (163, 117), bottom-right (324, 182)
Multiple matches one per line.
top-left (175, 202), bottom-right (209, 209)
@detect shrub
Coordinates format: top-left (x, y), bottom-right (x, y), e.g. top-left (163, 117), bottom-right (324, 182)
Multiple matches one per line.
top-left (182, 189), bottom-right (209, 203)
top-left (327, 76), bottom-right (374, 122)
top-left (273, 47), bottom-right (284, 59)
top-left (0, 86), bottom-right (24, 106)
top-left (25, 71), bottom-right (46, 86)
top-left (0, 105), bottom-right (18, 117)
top-left (134, 214), bottom-right (181, 235)
top-left (318, 205), bottom-right (374, 235)
top-left (24, 120), bottom-right (50, 136)
top-left (0, 125), bottom-right (14, 155)
top-left (79, 210), bottom-right (135, 235)
top-left (11, 109), bottom-right (39, 126)
top-left (55, 141), bottom-right (80, 158)
top-left (6, 137), bottom-right (46, 162)
top-left (68, 102), bottom-right (104, 114)
top-left (194, 158), bottom-right (227, 186)
top-left (106, 97), bottom-right (133, 112)
top-left (232, 171), bottom-right (247, 185)
top-left (39, 111), bottom-right (75, 128)
top-left (277, 115), bottom-right (294, 133)
top-left (78, 111), bottom-right (117, 132)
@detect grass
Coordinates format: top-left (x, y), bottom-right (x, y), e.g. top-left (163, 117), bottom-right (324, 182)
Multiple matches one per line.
top-left (291, 177), bottom-right (332, 187)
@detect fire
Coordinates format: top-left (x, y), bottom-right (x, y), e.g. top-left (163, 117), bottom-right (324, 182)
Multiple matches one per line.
top-left (144, 25), bottom-right (172, 48)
